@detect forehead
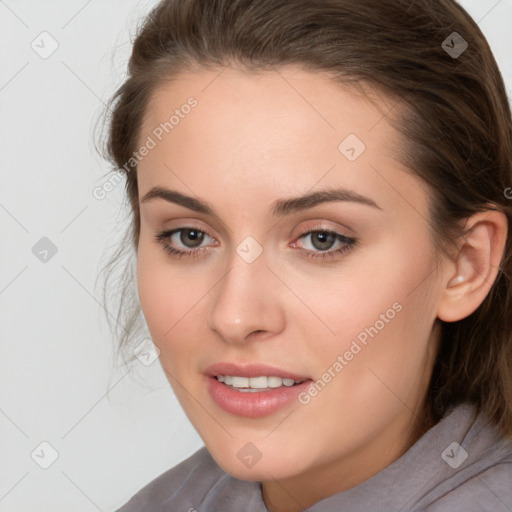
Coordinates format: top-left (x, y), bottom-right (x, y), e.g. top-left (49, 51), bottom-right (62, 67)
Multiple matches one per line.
top-left (137, 65), bottom-right (429, 220)
top-left (141, 65), bottom-right (399, 148)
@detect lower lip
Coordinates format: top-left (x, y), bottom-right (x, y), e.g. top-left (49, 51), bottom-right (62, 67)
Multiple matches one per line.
top-left (206, 376), bottom-right (312, 417)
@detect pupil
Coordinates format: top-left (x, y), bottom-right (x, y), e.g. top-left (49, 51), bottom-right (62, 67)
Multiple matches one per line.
top-left (312, 232), bottom-right (335, 251)
top-left (181, 229), bottom-right (204, 248)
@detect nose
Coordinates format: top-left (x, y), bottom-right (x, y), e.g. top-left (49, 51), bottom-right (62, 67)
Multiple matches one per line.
top-left (206, 251), bottom-right (286, 345)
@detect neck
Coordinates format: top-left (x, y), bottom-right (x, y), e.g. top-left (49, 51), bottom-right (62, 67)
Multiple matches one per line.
top-left (261, 405), bottom-right (437, 512)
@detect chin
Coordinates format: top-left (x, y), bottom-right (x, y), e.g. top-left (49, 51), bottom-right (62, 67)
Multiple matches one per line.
top-left (205, 441), bottom-right (305, 482)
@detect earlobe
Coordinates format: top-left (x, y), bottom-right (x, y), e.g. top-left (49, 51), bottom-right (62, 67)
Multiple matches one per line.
top-left (437, 209), bottom-right (508, 323)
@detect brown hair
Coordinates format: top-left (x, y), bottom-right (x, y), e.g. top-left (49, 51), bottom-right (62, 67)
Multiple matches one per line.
top-left (99, 0), bottom-right (512, 438)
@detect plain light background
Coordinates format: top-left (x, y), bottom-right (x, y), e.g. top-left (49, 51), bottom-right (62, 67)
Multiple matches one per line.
top-left (1, 0), bottom-right (511, 510)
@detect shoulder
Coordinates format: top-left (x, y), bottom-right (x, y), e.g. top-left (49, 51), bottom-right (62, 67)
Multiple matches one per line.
top-left (418, 405), bottom-right (512, 512)
top-left (115, 446), bottom-right (254, 512)
top-left (421, 458), bottom-right (512, 512)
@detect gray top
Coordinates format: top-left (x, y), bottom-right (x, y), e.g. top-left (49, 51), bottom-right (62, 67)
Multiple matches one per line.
top-left (116, 403), bottom-right (512, 511)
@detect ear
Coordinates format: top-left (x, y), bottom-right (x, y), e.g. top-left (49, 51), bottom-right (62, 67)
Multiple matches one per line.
top-left (437, 208), bottom-right (508, 322)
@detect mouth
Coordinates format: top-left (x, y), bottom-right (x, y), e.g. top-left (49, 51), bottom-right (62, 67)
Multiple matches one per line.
top-left (204, 362), bottom-right (313, 417)
top-left (216, 374), bottom-right (306, 392)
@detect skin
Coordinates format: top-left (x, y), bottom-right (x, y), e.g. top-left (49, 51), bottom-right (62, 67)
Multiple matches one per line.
top-left (134, 65), bottom-right (507, 512)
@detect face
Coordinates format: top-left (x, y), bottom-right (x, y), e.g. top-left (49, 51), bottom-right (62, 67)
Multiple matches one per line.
top-left (135, 66), bottom-right (446, 489)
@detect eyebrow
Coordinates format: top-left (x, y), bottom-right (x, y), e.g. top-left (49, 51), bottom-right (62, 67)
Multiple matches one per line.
top-left (140, 186), bottom-right (382, 216)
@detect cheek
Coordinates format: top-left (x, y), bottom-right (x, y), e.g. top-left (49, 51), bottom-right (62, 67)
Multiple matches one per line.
top-left (136, 233), bottom-right (221, 374)
top-left (136, 236), bottom-right (195, 342)
top-left (137, 239), bottom-right (165, 335)
top-left (304, 238), bottom-right (435, 341)
top-left (318, 241), bottom-right (438, 386)
top-left (299, 237), bottom-right (440, 403)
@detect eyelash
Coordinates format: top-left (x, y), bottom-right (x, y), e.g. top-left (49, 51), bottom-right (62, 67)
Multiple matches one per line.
top-left (154, 226), bottom-right (357, 261)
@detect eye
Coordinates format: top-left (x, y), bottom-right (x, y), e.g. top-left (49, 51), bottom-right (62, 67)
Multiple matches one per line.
top-left (292, 229), bottom-right (357, 260)
top-left (155, 227), bottom-right (215, 258)
top-left (154, 227), bottom-right (357, 261)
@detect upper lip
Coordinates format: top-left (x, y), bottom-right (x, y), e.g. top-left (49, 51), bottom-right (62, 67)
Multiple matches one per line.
top-left (204, 362), bottom-right (311, 381)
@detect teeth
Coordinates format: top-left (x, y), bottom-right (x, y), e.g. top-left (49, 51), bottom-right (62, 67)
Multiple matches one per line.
top-left (231, 376), bottom-right (249, 388)
top-left (267, 376), bottom-right (284, 388)
top-left (216, 375), bottom-right (303, 389)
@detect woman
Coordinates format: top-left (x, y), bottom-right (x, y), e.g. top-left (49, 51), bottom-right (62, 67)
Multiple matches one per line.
top-left (102, 0), bottom-right (512, 510)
